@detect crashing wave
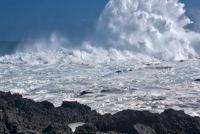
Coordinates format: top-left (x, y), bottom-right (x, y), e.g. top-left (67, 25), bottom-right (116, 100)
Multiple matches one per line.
top-left (95, 0), bottom-right (200, 60)
top-left (1, 0), bottom-right (200, 65)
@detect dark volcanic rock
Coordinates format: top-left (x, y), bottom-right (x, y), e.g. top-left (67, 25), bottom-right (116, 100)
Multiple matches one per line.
top-left (0, 91), bottom-right (100, 134)
top-left (43, 123), bottom-right (72, 134)
top-left (80, 91), bottom-right (93, 96)
top-left (194, 79), bottom-right (200, 82)
top-left (115, 69), bottom-right (133, 74)
top-left (0, 91), bottom-right (200, 134)
top-left (116, 70), bottom-right (123, 73)
top-left (94, 109), bottom-right (200, 134)
top-left (74, 124), bottom-right (123, 134)
top-left (100, 89), bottom-right (111, 93)
top-left (179, 60), bottom-right (185, 62)
top-left (40, 100), bottom-right (54, 109)
top-left (74, 123), bottom-right (97, 134)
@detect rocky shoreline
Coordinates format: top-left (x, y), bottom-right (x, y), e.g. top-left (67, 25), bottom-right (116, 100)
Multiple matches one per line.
top-left (0, 91), bottom-right (200, 134)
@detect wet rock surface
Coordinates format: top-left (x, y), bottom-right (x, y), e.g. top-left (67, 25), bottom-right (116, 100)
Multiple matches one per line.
top-left (194, 78), bottom-right (200, 82)
top-left (79, 91), bottom-right (93, 96)
top-left (0, 91), bottom-right (200, 134)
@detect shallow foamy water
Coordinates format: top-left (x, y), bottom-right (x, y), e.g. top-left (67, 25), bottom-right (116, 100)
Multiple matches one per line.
top-left (1, 60), bottom-right (200, 116)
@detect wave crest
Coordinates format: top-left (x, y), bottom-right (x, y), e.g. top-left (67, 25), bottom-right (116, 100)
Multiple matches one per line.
top-left (1, 0), bottom-right (200, 65)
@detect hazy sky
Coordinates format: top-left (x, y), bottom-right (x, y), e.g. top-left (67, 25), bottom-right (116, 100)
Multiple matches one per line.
top-left (0, 0), bottom-right (199, 41)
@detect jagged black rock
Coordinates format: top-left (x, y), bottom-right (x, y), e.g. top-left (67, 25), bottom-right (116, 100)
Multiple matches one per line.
top-left (0, 91), bottom-right (200, 134)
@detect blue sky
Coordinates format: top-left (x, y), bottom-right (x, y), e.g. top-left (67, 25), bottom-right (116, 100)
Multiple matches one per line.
top-left (0, 0), bottom-right (199, 41)
top-left (0, 0), bottom-right (107, 41)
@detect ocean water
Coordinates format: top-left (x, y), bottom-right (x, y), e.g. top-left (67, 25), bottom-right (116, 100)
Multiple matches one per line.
top-left (1, 59), bottom-right (200, 116)
top-left (1, 0), bottom-right (200, 116)
top-left (0, 41), bottom-right (18, 56)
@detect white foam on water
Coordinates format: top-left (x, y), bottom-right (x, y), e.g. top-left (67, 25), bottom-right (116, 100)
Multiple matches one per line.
top-left (68, 122), bottom-right (85, 132)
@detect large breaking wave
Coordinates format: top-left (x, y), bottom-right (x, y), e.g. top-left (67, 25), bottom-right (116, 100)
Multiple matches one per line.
top-left (1, 0), bottom-right (200, 65)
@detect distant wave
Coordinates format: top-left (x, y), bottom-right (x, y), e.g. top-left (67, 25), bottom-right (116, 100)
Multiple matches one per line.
top-left (1, 0), bottom-right (200, 65)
